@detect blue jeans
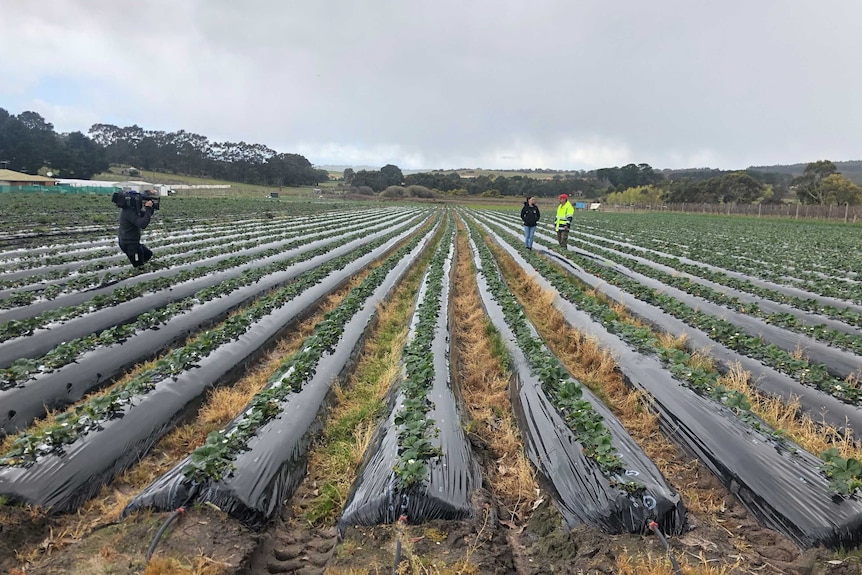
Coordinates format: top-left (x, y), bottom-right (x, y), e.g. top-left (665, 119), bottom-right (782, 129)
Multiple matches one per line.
top-left (523, 225), bottom-right (536, 249)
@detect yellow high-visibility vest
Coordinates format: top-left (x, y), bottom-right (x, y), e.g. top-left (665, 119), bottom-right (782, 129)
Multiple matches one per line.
top-left (555, 202), bottom-right (574, 230)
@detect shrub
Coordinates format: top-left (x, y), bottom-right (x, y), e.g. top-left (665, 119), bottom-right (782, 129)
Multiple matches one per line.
top-left (380, 185), bottom-right (406, 198)
top-left (406, 185), bottom-right (435, 199)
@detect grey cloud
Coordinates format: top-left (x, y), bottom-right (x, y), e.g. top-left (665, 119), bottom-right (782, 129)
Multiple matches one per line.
top-left (2, 0), bottom-right (860, 170)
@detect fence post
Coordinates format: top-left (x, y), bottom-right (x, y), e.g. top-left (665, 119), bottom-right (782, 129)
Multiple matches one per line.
top-left (846, 203), bottom-right (850, 223)
top-left (795, 203), bottom-right (800, 219)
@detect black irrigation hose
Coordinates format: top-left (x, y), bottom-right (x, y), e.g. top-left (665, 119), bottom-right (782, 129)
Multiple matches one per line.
top-left (392, 514), bottom-right (407, 575)
top-left (648, 520), bottom-right (681, 575)
top-left (144, 486), bottom-right (199, 563)
top-left (145, 507), bottom-right (185, 562)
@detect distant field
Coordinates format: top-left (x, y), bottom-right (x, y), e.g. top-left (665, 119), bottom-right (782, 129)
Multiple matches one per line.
top-left (93, 167), bottom-right (338, 198)
top-left (446, 168), bottom-right (580, 179)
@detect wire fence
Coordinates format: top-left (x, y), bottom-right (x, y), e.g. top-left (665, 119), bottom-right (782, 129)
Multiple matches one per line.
top-left (605, 202), bottom-right (862, 223)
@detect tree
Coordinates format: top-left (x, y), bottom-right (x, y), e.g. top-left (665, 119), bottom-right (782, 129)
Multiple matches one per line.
top-left (343, 168), bottom-right (354, 183)
top-left (53, 131), bottom-right (108, 178)
top-left (793, 160), bottom-right (838, 204)
top-left (351, 169), bottom-right (386, 192)
top-left (819, 174), bottom-right (862, 205)
top-left (717, 172), bottom-right (764, 204)
top-left (606, 185), bottom-right (663, 205)
top-left (380, 164), bottom-right (404, 187)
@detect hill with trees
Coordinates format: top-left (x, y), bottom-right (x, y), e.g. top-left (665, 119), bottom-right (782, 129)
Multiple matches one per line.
top-left (2, 107), bottom-right (860, 205)
top-left (0, 108), bottom-right (328, 187)
top-left (748, 161), bottom-right (862, 185)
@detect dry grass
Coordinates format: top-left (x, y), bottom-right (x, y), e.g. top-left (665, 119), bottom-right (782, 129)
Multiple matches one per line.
top-left (492, 239), bottom-right (862, 484)
top-left (302, 342), bottom-right (404, 522)
top-left (615, 548), bottom-right (744, 574)
top-left (451, 227), bottom-right (538, 523)
top-left (3, 277), bottom-right (364, 571)
top-left (486, 241), bottom-right (722, 521)
top-left (301, 229), bottom-right (441, 525)
top-left (717, 363), bottom-right (860, 459)
top-left (142, 555), bottom-right (231, 575)
top-left (120, 280), bottom-right (359, 494)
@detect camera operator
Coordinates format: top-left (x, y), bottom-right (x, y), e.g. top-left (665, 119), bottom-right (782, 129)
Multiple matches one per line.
top-left (117, 189), bottom-right (156, 267)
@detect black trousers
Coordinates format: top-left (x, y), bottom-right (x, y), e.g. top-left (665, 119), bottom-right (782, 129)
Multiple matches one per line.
top-left (119, 242), bottom-right (153, 267)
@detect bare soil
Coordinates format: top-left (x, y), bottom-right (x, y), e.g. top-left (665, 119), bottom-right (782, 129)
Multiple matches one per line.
top-left (3, 473), bottom-right (857, 575)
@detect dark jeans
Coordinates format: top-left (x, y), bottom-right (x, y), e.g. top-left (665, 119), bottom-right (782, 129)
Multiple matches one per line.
top-left (119, 242), bottom-right (153, 267)
top-left (557, 228), bottom-right (569, 249)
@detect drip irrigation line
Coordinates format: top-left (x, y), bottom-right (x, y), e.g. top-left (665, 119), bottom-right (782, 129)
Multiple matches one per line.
top-left (145, 507), bottom-right (185, 562)
top-left (648, 520), bottom-right (681, 575)
top-left (391, 490), bottom-right (410, 574)
top-left (144, 485), bottom-right (199, 564)
top-left (393, 514), bottom-right (407, 575)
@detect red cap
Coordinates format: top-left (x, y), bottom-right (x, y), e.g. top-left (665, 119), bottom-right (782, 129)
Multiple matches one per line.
top-left (559, 194), bottom-right (568, 200)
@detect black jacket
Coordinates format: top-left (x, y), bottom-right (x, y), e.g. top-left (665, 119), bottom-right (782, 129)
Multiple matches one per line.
top-left (118, 206), bottom-right (152, 244)
top-left (520, 202), bottom-right (540, 227)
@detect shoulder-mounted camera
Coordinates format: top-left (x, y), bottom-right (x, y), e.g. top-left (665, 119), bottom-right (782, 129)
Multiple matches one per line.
top-left (112, 189), bottom-right (160, 211)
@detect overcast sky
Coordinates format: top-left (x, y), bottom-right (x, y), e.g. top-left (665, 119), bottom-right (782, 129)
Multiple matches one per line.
top-left (2, 1), bottom-right (860, 171)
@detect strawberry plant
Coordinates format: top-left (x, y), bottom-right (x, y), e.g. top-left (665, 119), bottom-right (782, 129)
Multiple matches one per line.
top-left (465, 219), bottom-right (633, 486)
top-left (0, 222), bottom-right (434, 467)
top-left (820, 448), bottom-right (862, 496)
top-left (391, 223), bottom-right (454, 488)
top-left (181, 220), bottom-right (440, 483)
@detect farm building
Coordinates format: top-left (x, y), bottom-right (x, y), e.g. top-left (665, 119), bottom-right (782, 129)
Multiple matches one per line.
top-left (0, 169), bottom-right (56, 187)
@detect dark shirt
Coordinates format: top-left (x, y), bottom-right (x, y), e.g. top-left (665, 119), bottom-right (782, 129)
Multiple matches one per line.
top-left (118, 207), bottom-right (152, 243)
top-left (521, 203), bottom-right (540, 227)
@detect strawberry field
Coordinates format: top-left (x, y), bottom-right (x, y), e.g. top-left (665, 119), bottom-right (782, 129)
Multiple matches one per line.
top-left (0, 193), bottom-right (860, 574)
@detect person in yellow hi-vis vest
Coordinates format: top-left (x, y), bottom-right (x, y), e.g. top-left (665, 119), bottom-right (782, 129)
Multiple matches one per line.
top-left (555, 193), bottom-right (574, 249)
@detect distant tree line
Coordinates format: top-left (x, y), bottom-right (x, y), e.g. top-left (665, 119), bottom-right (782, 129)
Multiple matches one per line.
top-left (342, 165), bottom-right (605, 198)
top-left (0, 108), bottom-right (328, 186)
top-left (344, 159), bottom-right (860, 205)
top-left (656, 162), bottom-right (861, 205)
top-left (3, 107), bottom-right (859, 204)
top-left (0, 109), bottom-right (108, 178)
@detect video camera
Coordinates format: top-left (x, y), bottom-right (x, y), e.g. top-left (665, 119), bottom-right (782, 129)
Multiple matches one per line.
top-left (111, 189), bottom-right (160, 212)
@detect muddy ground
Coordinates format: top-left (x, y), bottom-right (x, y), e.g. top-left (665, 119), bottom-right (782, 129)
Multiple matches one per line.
top-left (2, 469), bottom-right (858, 575)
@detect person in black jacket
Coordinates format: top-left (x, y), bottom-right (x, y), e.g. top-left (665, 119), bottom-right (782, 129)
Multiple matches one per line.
top-left (118, 190), bottom-right (156, 267)
top-left (520, 195), bottom-right (540, 250)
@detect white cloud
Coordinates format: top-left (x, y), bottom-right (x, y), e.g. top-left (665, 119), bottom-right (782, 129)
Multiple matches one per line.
top-left (2, 0), bottom-right (861, 171)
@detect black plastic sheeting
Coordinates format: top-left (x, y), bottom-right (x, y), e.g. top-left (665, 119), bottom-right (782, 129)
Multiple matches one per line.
top-left (339, 239), bottom-right (481, 529)
top-left (0, 211), bottom-right (352, 284)
top-left (477, 226), bottom-right (862, 550)
top-left (466, 221), bottom-right (686, 536)
top-left (0, 210), bottom-right (420, 367)
top-left (481, 211), bottom-right (861, 379)
top-left (0, 209), bottom-right (401, 292)
top-left (0, 220), bottom-right (429, 513)
top-left (0, 218), bottom-right (296, 287)
top-left (0, 215), bottom-right (422, 435)
top-left (568, 230), bottom-right (862, 338)
top-left (571, 225), bottom-right (862, 317)
top-left (477, 212), bottom-right (862, 436)
top-left (122, 223), bottom-right (441, 529)
top-left (559, 240), bottom-right (861, 379)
